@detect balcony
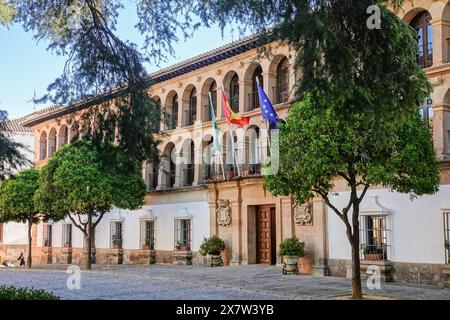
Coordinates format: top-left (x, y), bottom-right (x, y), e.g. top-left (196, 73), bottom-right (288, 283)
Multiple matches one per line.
top-left (271, 83), bottom-right (289, 105)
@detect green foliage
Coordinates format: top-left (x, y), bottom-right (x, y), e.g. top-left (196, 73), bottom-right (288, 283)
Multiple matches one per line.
top-left (0, 0), bottom-right (15, 26)
top-left (0, 286), bottom-right (59, 300)
top-left (278, 237), bottom-right (305, 257)
top-left (35, 140), bottom-right (146, 221)
top-left (199, 235), bottom-right (225, 256)
top-left (0, 111), bottom-right (31, 181)
top-left (0, 168), bottom-right (41, 224)
top-left (264, 96), bottom-right (439, 205)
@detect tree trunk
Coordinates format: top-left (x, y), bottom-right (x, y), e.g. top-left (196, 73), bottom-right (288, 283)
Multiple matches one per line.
top-left (350, 197), bottom-right (363, 299)
top-left (350, 237), bottom-right (363, 299)
top-left (84, 213), bottom-right (93, 270)
top-left (26, 217), bottom-right (32, 268)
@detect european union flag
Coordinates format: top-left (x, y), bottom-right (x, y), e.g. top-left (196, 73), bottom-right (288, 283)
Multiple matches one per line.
top-left (257, 81), bottom-right (280, 129)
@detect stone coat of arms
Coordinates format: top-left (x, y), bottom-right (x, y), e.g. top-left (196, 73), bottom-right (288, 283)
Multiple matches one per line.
top-left (216, 199), bottom-right (232, 226)
top-left (294, 202), bottom-right (313, 226)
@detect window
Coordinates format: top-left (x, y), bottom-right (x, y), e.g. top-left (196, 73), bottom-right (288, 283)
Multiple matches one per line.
top-left (165, 94), bottom-right (178, 130)
top-left (444, 212), bottom-right (450, 264)
top-left (411, 11), bottom-right (433, 68)
top-left (248, 65), bottom-right (263, 111)
top-left (273, 57), bottom-right (290, 104)
top-left (185, 88), bottom-right (197, 126)
top-left (110, 221), bottom-right (123, 249)
top-left (174, 219), bottom-right (192, 251)
top-left (230, 74), bottom-right (240, 113)
top-left (0, 224), bottom-right (3, 243)
top-left (140, 220), bottom-right (155, 250)
top-left (359, 215), bottom-right (388, 261)
top-left (62, 224), bottom-right (72, 248)
top-left (39, 132), bottom-right (47, 160)
top-left (43, 224), bottom-right (52, 247)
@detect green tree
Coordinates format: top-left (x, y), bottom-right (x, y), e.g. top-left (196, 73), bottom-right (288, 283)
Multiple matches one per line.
top-left (35, 140), bottom-right (146, 270)
top-left (265, 96), bottom-right (439, 299)
top-left (0, 168), bottom-right (41, 268)
top-left (0, 110), bottom-right (31, 180)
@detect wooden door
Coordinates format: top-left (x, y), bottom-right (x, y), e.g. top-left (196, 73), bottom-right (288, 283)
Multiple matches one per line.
top-left (257, 206), bottom-right (276, 264)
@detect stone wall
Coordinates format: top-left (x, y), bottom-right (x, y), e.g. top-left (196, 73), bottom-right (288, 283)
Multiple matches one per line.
top-left (33, 247), bottom-right (207, 267)
top-left (329, 258), bottom-right (450, 287)
top-left (0, 244), bottom-right (27, 264)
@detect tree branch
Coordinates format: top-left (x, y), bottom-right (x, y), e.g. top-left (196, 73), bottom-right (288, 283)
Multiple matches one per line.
top-left (68, 214), bottom-right (87, 235)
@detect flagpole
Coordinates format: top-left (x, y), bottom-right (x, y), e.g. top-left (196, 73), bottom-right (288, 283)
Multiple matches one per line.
top-left (221, 84), bottom-right (241, 178)
top-left (209, 91), bottom-right (226, 181)
top-left (256, 77), bottom-right (272, 156)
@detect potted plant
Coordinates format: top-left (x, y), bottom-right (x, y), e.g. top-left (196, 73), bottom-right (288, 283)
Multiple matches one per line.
top-left (225, 164), bottom-right (235, 180)
top-left (279, 236), bottom-right (305, 275)
top-left (112, 235), bottom-right (122, 249)
top-left (199, 235), bottom-right (225, 267)
top-left (361, 244), bottom-right (384, 261)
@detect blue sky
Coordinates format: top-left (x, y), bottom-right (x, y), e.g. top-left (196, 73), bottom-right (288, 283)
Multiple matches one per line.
top-left (0, 2), bottom-right (246, 119)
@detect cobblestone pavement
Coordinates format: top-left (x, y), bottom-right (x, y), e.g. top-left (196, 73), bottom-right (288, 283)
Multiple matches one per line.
top-left (0, 264), bottom-right (449, 300)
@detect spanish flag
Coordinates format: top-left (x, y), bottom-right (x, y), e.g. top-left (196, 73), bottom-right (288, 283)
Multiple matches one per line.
top-left (221, 87), bottom-right (250, 126)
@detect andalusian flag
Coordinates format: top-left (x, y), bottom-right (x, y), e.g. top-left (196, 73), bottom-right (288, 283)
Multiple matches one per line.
top-left (209, 92), bottom-right (221, 153)
top-left (220, 87), bottom-right (250, 126)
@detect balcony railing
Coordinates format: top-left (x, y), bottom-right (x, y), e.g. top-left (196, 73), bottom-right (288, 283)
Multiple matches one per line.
top-left (184, 108), bottom-right (196, 127)
top-left (183, 166), bottom-right (195, 187)
top-left (271, 83), bottom-right (289, 105)
top-left (246, 91), bottom-right (259, 111)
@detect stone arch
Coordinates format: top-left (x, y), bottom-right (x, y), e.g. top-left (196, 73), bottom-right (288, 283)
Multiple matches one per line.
top-left (58, 125), bottom-right (69, 148)
top-left (48, 128), bottom-right (57, 157)
top-left (221, 130), bottom-right (238, 179)
top-left (181, 84), bottom-right (198, 127)
top-left (162, 142), bottom-right (176, 188)
top-left (39, 131), bottom-right (47, 160)
top-left (243, 62), bottom-right (264, 111)
top-left (200, 133), bottom-right (216, 182)
top-left (244, 125), bottom-right (262, 176)
top-left (200, 78), bottom-right (218, 122)
top-left (163, 90), bottom-right (179, 130)
top-left (69, 122), bottom-right (79, 143)
top-left (223, 70), bottom-right (240, 114)
top-left (268, 54), bottom-right (291, 104)
top-left (179, 138), bottom-right (195, 186)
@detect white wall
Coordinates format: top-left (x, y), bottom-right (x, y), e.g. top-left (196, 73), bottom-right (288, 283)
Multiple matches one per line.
top-left (10, 132), bottom-right (34, 162)
top-left (327, 185), bottom-right (450, 264)
top-left (38, 201), bottom-right (210, 252)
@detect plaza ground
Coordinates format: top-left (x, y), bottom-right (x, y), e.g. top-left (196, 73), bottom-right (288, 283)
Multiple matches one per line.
top-left (0, 264), bottom-right (449, 300)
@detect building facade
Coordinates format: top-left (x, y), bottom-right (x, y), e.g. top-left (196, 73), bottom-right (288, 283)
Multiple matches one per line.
top-left (15, 0), bottom-right (450, 286)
